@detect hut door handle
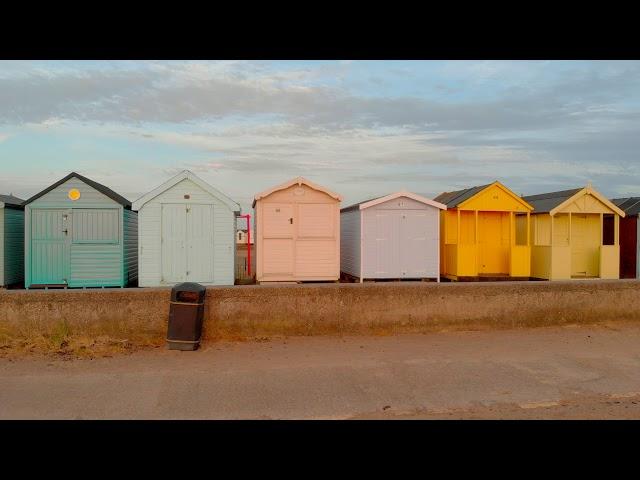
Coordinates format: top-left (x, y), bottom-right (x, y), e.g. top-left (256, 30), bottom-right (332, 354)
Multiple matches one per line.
top-left (62, 229), bottom-right (68, 235)
top-left (289, 218), bottom-right (293, 224)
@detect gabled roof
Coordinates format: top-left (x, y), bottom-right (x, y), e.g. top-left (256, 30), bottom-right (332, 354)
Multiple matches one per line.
top-left (523, 185), bottom-right (625, 217)
top-left (23, 172), bottom-right (132, 209)
top-left (434, 181), bottom-right (532, 211)
top-left (612, 197), bottom-right (640, 216)
top-left (434, 184), bottom-right (493, 208)
top-left (0, 194), bottom-right (24, 209)
top-left (252, 177), bottom-right (342, 208)
top-left (341, 191), bottom-right (446, 213)
top-left (522, 188), bottom-right (583, 213)
top-left (132, 170), bottom-right (240, 213)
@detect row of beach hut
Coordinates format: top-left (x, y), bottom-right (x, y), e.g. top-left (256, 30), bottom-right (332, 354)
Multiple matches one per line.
top-left (1, 171), bottom-right (640, 289)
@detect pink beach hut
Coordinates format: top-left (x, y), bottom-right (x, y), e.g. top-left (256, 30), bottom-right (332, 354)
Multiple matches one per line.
top-left (252, 177), bottom-right (342, 283)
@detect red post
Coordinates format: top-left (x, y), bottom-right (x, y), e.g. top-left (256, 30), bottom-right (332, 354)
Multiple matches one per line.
top-left (239, 214), bottom-right (251, 277)
top-left (246, 214), bottom-right (251, 277)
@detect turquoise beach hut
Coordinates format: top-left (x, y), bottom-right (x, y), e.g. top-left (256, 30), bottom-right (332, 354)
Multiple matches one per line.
top-left (0, 194), bottom-right (25, 288)
top-left (24, 172), bottom-right (138, 289)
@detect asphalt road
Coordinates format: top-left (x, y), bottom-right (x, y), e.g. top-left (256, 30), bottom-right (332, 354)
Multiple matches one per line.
top-left (2, 325), bottom-right (640, 419)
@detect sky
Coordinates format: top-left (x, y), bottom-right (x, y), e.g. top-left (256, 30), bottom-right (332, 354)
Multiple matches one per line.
top-left (1, 60), bottom-right (640, 216)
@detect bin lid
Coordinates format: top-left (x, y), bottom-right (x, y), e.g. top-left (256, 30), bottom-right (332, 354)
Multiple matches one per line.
top-left (171, 282), bottom-right (207, 302)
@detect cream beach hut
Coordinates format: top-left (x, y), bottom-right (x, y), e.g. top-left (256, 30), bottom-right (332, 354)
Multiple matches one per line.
top-left (523, 184), bottom-right (625, 280)
top-left (132, 170), bottom-right (240, 287)
top-left (340, 191), bottom-right (446, 282)
top-left (253, 177), bottom-right (342, 283)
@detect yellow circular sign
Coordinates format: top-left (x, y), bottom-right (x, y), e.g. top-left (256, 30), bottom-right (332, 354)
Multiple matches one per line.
top-left (68, 189), bottom-right (81, 201)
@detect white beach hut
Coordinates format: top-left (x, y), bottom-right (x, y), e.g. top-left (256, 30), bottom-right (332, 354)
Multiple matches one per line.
top-left (340, 191), bottom-right (446, 282)
top-left (132, 170), bottom-right (240, 287)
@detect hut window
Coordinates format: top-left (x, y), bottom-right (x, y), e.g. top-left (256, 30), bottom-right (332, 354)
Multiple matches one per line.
top-left (603, 214), bottom-right (615, 246)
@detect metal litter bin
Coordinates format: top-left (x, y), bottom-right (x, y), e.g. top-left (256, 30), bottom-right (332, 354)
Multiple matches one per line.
top-left (167, 282), bottom-right (206, 351)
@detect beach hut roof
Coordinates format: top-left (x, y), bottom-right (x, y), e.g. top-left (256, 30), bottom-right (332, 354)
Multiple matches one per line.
top-left (0, 194), bottom-right (24, 209)
top-left (433, 184), bottom-right (493, 208)
top-left (132, 170), bottom-right (240, 213)
top-left (341, 190), bottom-right (446, 213)
top-left (523, 185), bottom-right (625, 217)
top-left (612, 197), bottom-right (640, 216)
top-left (23, 172), bottom-right (132, 209)
top-left (434, 181), bottom-right (532, 211)
top-left (252, 177), bottom-right (342, 208)
top-left (522, 188), bottom-right (583, 213)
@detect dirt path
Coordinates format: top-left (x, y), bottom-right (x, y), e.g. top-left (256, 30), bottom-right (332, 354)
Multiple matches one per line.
top-left (2, 325), bottom-right (640, 419)
top-left (351, 393), bottom-right (640, 419)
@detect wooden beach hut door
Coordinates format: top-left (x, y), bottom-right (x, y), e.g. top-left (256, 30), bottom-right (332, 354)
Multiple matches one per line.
top-left (620, 216), bottom-right (637, 279)
top-left (31, 209), bottom-right (71, 285)
top-left (262, 203), bottom-right (295, 277)
top-left (571, 213), bottom-right (600, 277)
top-left (367, 210), bottom-right (430, 278)
top-left (187, 204), bottom-right (215, 283)
top-left (369, 212), bottom-right (399, 277)
top-left (161, 204), bottom-right (215, 283)
top-left (478, 211), bottom-right (510, 274)
top-left (399, 211), bottom-right (430, 278)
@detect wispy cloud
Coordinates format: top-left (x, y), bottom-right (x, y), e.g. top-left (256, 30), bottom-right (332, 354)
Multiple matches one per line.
top-left (2, 60), bottom-right (639, 132)
top-left (1, 60), bottom-right (640, 213)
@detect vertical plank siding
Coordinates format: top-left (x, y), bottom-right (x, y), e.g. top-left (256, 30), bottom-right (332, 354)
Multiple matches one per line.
top-left (187, 204), bottom-right (215, 283)
top-left (72, 209), bottom-right (119, 243)
top-left (27, 209), bottom-right (68, 286)
top-left (2, 208), bottom-right (25, 286)
top-left (339, 209), bottom-right (361, 277)
top-left (618, 215), bottom-right (637, 279)
top-left (0, 210), bottom-right (3, 283)
top-left (123, 208), bottom-right (138, 286)
top-left (637, 216), bottom-right (640, 279)
top-left (137, 177), bottom-right (236, 287)
top-left (3, 208), bottom-right (24, 285)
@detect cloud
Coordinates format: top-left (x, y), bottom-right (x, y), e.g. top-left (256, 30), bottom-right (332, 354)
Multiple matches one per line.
top-left (2, 60), bottom-right (640, 211)
top-left (1, 60), bottom-right (639, 135)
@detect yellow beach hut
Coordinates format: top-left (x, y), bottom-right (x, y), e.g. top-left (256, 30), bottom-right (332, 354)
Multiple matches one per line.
top-left (523, 184), bottom-right (625, 280)
top-left (434, 181), bottom-right (533, 281)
